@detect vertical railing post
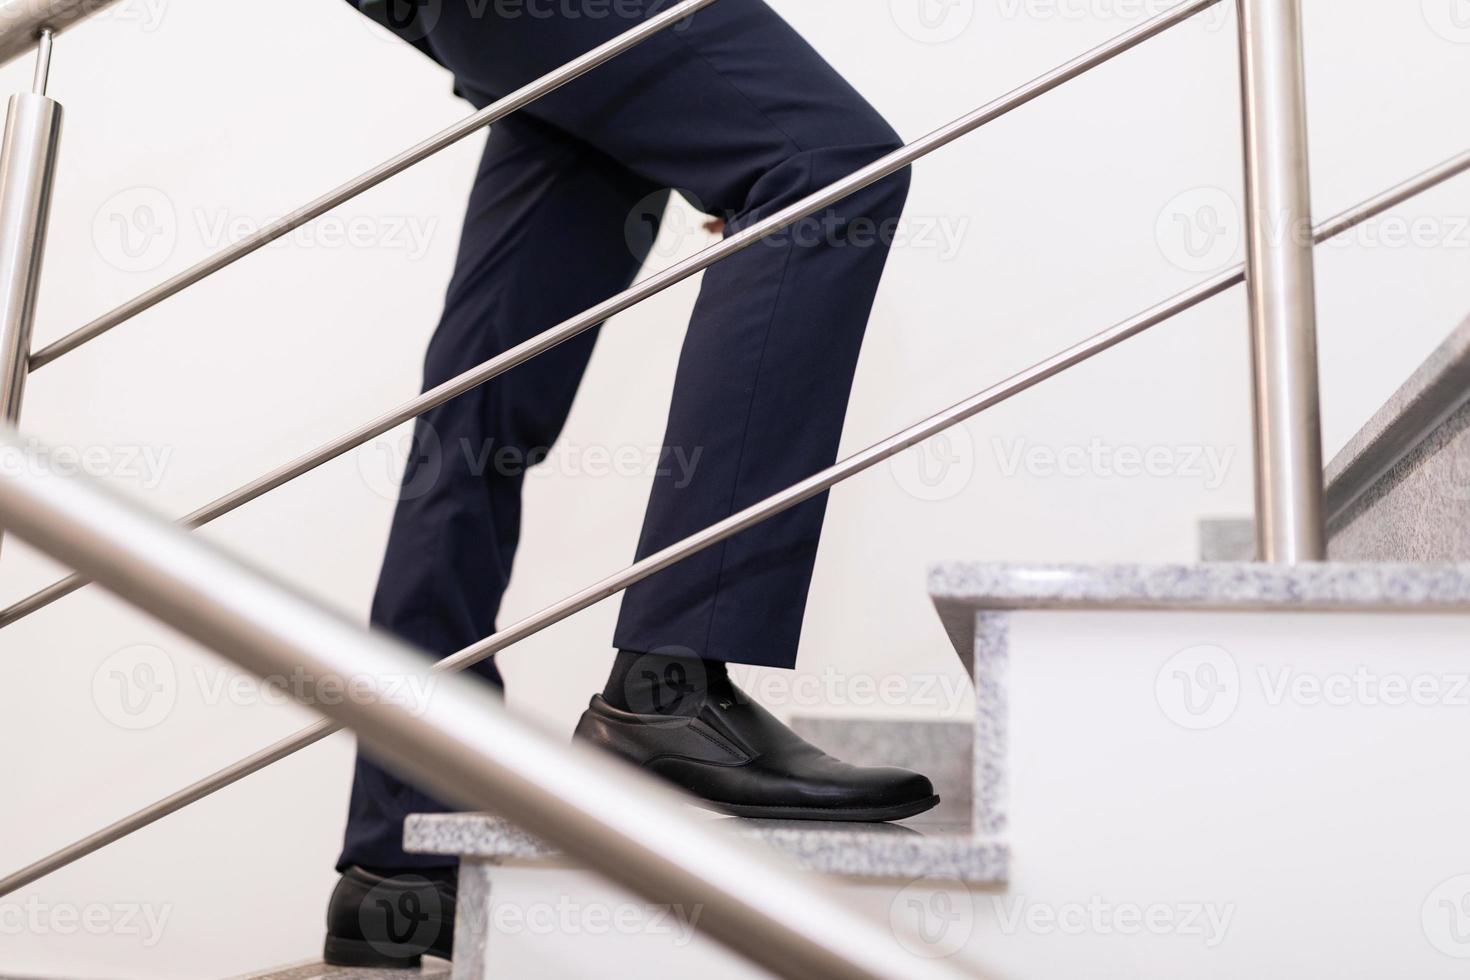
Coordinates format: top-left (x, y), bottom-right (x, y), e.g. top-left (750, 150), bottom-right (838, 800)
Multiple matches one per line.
top-left (1236, 0), bottom-right (1326, 562)
top-left (0, 30), bottom-right (63, 554)
top-left (0, 29), bottom-right (61, 426)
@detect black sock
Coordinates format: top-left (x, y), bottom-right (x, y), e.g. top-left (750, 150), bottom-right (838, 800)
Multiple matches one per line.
top-left (359, 865), bottom-right (457, 887)
top-left (602, 648), bottom-right (729, 716)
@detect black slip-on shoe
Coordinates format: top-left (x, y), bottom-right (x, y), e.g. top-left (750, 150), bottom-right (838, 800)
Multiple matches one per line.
top-left (573, 691), bottom-right (939, 822)
top-left (324, 865), bottom-right (455, 969)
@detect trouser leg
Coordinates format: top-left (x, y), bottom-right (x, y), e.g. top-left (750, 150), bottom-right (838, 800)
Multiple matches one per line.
top-left (426, 0), bottom-right (911, 671)
top-left (339, 113), bottom-right (656, 871)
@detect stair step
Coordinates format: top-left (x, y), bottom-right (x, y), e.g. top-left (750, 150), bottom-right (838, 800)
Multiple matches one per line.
top-left (405, 811), bottom-right (1004, 882)
top-left (229, 959), bottom-right (450, 980)
top-left (403, 715), bottom-right (996, 885)
top-left (930, 560), bottom-right (1470, 678)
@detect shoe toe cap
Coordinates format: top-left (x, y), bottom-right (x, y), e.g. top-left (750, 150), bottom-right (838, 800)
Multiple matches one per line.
top-left (864, 766), bottom-right (936, 805)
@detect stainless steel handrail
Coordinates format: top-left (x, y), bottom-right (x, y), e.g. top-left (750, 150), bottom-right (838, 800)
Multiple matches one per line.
top-left (4, 139), bottom-right (1466, 632)
top-left (1236, 0), bottom-right (1326, 561)
top-left (0, 0), bottom-right (120, 69)
top-left (0, 0), bottom-right (1225, 627)
top-left (0, 45), bottom-right (59, 424)
top-left (4, 145), bottom-right (1467, 898)
top-left (0, 427), bottom-right (979, 980)
top-left (0, 31), bottom-right (61, 554)
top-left (26, 0), bottom-right (721, 369)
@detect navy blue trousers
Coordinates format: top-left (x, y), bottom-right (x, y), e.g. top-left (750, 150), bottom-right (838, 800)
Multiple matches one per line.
top-left (340, 0), bottom-right (910, 870)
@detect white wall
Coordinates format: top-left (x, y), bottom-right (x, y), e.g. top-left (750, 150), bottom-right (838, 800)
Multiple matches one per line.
top-left (0, 1), bottom-right (1466, 977)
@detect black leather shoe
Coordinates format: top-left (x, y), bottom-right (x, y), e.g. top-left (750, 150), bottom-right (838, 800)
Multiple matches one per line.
top-left (324, 866), bottom-right (455, 968)
top-left (573, 691), bottom-right (939, 822)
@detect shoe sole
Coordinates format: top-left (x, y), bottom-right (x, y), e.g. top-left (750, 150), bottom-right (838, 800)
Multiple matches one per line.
top-left (323, 935), bottom-right (431, 970)
top-left (691, 793), bottom-right (941, 823)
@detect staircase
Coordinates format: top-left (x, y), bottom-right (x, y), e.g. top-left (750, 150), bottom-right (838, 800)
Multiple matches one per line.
top-left (2, 1), bottom-right (1467, 978)
top-left (373, 311), bottom-right (1470, 979)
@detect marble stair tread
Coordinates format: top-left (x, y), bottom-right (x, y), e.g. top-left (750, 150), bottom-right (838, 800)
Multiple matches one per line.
top-left (929, 561), bottom-right (1470, 670)
top-left (227, 959), bottom-right (450, 980)
top-left (930, 560), bottom-right (1470, 612)
top-left (404, 812), bottom-right (1006, 882)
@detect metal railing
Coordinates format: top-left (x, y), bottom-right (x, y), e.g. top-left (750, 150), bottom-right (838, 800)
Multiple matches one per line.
top-left (1, 0), bottom-right (1467, 969)
top-left (5, 144), bottom-right (1468, 902)
top-left (1236, 0), bottom-right (1326, 562)
top-left (0, 0), bottom-right (1225, 627)
top-left (0, 426), bottom-right (975, 980)
top-left (0, 26), bottom-right (57, 436)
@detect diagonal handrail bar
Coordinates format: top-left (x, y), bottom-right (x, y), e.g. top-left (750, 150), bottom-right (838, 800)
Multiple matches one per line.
top-left (3, 145), bottom-right (1468, 897)
top-left (0, 0), bottom-right (1225, 627)
top-left (26, 0), bottom-right (720, 369)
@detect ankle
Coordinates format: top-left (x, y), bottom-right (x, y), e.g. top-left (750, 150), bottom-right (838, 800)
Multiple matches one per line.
top-left (603, 648), bottom-right (728, 716)
top-left (357, 865), bottom-right (457, 888)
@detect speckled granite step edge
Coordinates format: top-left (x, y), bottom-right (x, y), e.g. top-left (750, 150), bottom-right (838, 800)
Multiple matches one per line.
top-left (227, 959), bottom-right (450, 980)
top-left (929, 561), bottom-right (1470, 614)
top-left (405, 813), bottom-right (1007, 883)
top-left (1325, 311), bottom-right (1470, 527)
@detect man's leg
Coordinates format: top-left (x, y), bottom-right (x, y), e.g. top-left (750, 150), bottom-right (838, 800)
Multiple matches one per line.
top-left (337, 111), bottom-right (657, 876)
top-left (425, 0), bottom-right (931, 822)
top-left (329, 4), bottom-right (926, 967)
top-left (426, 0), bottom-right (912, 673)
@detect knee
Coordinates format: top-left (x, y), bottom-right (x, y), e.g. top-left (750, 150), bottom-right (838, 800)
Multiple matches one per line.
top-left (856, 114), bottom-right (910, 203)
top-left (746, 126), bottom-right (910, 233)
top-left (841, 131), bottom-right (909, 212)
top-left (792, 109), bottom-right (910, 220)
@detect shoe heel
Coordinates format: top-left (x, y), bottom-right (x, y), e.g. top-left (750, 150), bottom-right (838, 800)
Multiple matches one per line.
top-left (323, 934), bottom-right (424, 970)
